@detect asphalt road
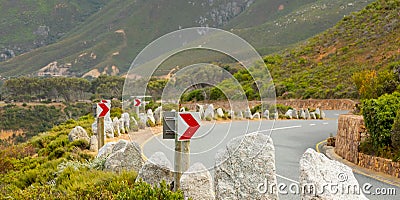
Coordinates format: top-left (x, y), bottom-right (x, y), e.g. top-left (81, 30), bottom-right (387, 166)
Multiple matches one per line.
top-left (143, 111), bottom-right (399, 199)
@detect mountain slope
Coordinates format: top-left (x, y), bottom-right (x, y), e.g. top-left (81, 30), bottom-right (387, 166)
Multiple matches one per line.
top-left (265, 0), bottom-right (400, 99)
top-left (0, 0), bottom-right (106, 58)
top-left (0, 0), bottom-right (373, 77)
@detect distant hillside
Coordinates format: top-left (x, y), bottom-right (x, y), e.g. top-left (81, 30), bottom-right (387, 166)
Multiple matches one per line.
top-left (265, 0), bottom-right (400, 99)
top-left (0, 0), bottom-right (106, 58)
top-left (0, 0), bottom-right (371, 77)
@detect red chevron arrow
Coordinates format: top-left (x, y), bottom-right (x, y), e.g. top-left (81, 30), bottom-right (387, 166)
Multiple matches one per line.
top-left (134, 99), bottom-right (141, 107)
top-left (98, 103), bottom-right (109, 117)
top-left (179, 113), bottom-right (200, 141)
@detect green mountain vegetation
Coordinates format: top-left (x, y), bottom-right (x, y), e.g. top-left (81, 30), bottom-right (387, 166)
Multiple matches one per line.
top-left (263, 0), bottom-right (400, 99)
top-left (0, 0), bottom-right (372, 77)
top-left (0, 0), bottom-right (106, 56)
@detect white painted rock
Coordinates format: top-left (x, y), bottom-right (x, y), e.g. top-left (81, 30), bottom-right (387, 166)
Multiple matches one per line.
top-left (122, 112), bottom-right (130, 131)
top-left (320, 110), bottom-right (326, 119)
top-left (244, 107), bottom-right (253, 119)
top-left (285, 109), bottom-right (293, 119)
top-left (147, 109), bottom-right (156, 125)
top-left (119, 118), bottom-right (126, 134)
top-left (68, 126), bottom-right (90, 143)
top-left (252, 112), bottom-right (261, 119)
top-left (216, 108), bottom-right (224, 118)
top-left (154, 106), bottom-right (162, 124)
top-left (204, 104), bottom-right (215, 119)
top-left (300, 109), bottom-right (306, 119)
top-left (137, 152), bottom-right (173, 186)
top-left (214, 132), bottom-right (278, 200)
top-left (263, 109), bottom-right (270, 119)
top-left (299, 148), bottom-right (368, 200)
top-left (310, 112), bottom-right (316, 119)
top-left (292, 108), bottom-right (299, 119)
top-left (181, 162), bottom-right (215, 200)
top-left (305, 109), bottom-right (310, 119)
top-left (274, 111), bottom-right (279, 120)
top-left (112, 117), bottom-right (121, 137)
top-left (196, 104), bottom-right (204, 119)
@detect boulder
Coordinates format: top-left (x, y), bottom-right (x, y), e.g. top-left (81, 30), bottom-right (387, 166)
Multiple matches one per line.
top-left (216, 108), bottom-right (224, 118)
top-left (244, 107), bottom-right (252, 119)
top-left (252, 112), bottom-right (261, 119)
top-left (196, 104), bottom-right (205, 119)
top-left (292, 108), bottom-right (298, 119)
top-left (154, 106), bottom-right (162, 124)
top-left (180, 107), bottom-right (186, 112)
top-left (263, 109), bottom-right (270, 119)
top-left (112, 117), bottom-right (121, 137)
top-left (104, 140), bottom-right (144, 173)
top-left (305, 109), bottom-right (310, 119)
top-left (300, 109), bottom-right (306, 119)
top-left (320, 110), bottom-right (326, 119)
top-left (274, 111), bottom-right (279, 120)
top-left (299, 148), bottom-right (368, 200)
top-left (214, 132), bottom-right (278, 200)
top-left (285, 109), bottom-right (293, 119)
top-left (181, 163), bottom-right (215, 200)
top-left (105, 121), bottom-right (114, 138)
top-left (310, 112), bottom-right (316, 119)
top-left (91, 121), bottom-right (97, 134)
top-left (139, 113), bottom-right (147, 128)
top-left (119, 118), bottom-right (126, 134)
top-left (137, 152), bottom-right (173, 186)
top-left (68, 126), bottom-right (90, 143)
top-left (97, 142), bottom-right (117, 158)
top-left (89, 135), bottom-right (98, 152)
top-left (204, 104), bottom-right (215, 119)
top-left (147, 109), bottom-right (156, 125)
top-left (315, 107), bottom-right (321, 116)
top-left (236, 111), bottom-right (243, 119)
top-left (227, 110), bottom-right (235, 120)
top-left (122, 113), bottom-right (130, 131)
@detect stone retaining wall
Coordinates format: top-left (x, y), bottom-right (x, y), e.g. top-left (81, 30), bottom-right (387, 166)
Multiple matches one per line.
top-left (358, 153), bottom-right (400, 178)
top-left (335, 114), bottom-right (365, 164)
top-left (335, 114), bottom-right (400, 178)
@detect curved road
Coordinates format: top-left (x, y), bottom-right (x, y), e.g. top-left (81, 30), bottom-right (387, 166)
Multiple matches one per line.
top-left (143, 111), bottom-right (399, 199)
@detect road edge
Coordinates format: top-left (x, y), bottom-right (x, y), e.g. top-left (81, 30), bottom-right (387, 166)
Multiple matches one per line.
top-left (316, 140), bottom-right (400, 187)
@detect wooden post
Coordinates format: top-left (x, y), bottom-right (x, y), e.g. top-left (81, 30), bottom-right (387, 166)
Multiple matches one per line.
top-left (182, 140), bottom-right (190, 173)
top-left (174, 139), bottom-right (182, 191)
top-left (97, 117), bottom-right (105, 150)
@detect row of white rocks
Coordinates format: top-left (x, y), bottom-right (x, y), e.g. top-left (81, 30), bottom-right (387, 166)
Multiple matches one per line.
top-left (197, 104), bottom-right (326, 120)
top-left (97, 134), bottom-right (367, 200)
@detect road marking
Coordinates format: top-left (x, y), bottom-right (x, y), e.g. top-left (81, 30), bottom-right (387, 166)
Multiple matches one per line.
top-left (309, 124), bottom-right (316, 126)
top-left (276, 174), bottom-right (300, 184)
top-left (322, 122), bottom-right (329, 125)
top-left (257, 125), bottom-right (302, 134)
top-left (316, 139), bottom-right (327, 153)
top-left (140, 131), bottom-right (162, 161)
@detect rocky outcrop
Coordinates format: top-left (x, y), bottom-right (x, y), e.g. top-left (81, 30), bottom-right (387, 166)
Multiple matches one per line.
top-left (104, 140), bottom-right (144, 173)
top-left (137, 152), bottom-right (173, 186)
top-left (181, 163), bottom-right (215, 200)
top-left (214, 132), bottom-right (278, 200)
top-left (300, 148), bottom-right (367, 200)
top-left (68, 126), bottom-right (90, 143)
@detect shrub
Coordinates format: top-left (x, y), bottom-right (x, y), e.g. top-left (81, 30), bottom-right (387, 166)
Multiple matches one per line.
top-left (391, 110), bottom-right (400, 151)
top-left (362, 92), bottom-right (400, 152)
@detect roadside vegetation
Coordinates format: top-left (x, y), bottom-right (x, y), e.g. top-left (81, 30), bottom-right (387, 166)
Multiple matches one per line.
top-left (0, 114), bottom-right (184, 199)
